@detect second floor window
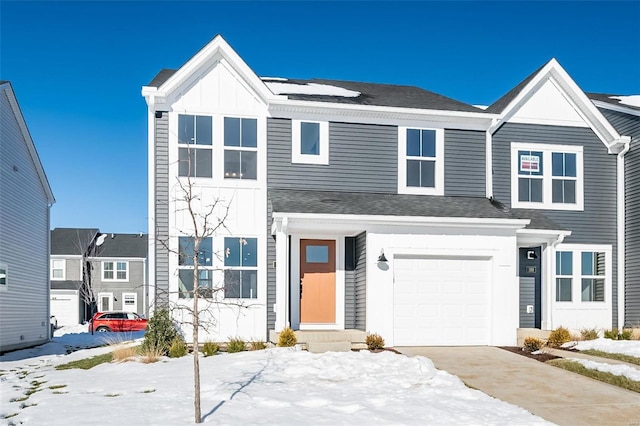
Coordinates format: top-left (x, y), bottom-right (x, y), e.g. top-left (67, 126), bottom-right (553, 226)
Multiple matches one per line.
top-left (398, 127), bottom-right (444, 195)
top-left (511, 143), bottom-right (583, 210)
top-left (178, 114), bottom-right (212, 178)
top-left (224, 117), bottom-right (257, 179)
top-left (292, 120), bottom-right (329, 164)
top-left (51, 259), bottom-right (65, 280)
top-left (103, 261), bottom-right (128, 281)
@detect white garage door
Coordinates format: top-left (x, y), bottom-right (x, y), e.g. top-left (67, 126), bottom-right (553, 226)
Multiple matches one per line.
top-left (51, 292), bottom-right (80, 326)
top-left (394, 257), bottom-right (490, 346)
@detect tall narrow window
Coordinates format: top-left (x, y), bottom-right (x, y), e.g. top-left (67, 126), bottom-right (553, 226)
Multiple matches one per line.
top-left (556, 251), bottom-right (572, 301)
top-left (517, 150), bottom-right (543, 202)
top-left (178, 237), bottom-right (213, 298)
top-left (178, 114), bottom-right (213, 178)
top-left (224, 237), bottom-right (258, 299)
top-left (552, 153), bottom-right (577, 204)
top-left (406, 129), bottom-right (437, 188)
top-left (292, 120), bottom-right (329, 164)
top-left (51, 259), bottom-right (65, 280)
top-left (581, 252), bottom-right (605, 302)
top-left (224, 117), bottom-right (257, 179)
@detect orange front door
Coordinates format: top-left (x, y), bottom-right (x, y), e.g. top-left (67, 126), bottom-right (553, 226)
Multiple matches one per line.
top-left (300, 239), bottom-right (336, 323)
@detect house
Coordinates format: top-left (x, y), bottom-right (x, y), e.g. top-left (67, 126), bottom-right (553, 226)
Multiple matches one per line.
top-left (586, 94), bottom-right (640, 328)
top-left (142, 36), bottom-right (634, 346)
top-left (50, 227), bottom-right (100, 326)
top-left (0, 81), bottom-right (55, 352)
top-left (89, 233), bottom-right (148, 316)
top-left (50, 229), bottom-right (149, 326)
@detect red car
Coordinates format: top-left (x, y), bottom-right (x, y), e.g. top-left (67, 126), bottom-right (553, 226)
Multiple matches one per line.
top-left (89, 311), bottom-right (148, 333)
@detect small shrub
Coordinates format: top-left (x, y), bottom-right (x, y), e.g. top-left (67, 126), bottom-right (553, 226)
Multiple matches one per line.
top-left (277, 327), bottom-right (297, 347)
top-left (522, 337), bottom-right (543, 352)
top-left (112, 345), bottom-right (139, 362)
top-left (202, 341), bottom-right (219, 357)
top-left (547, 326), bottom-right (571, 347)
top-left (227, 337), bottom-right (246, 353)
top-left (580, 328), bottom-right (599, 341)
top-left (365, 333), bottom-right (385, 350)
top-left (141, 309), bottom-right (179, 356)
top-left (168, 338), bottom-right (188, 358)
top-left (139, 344), bottom-right (164, 363)
top-left (250, 340), bottom-right (267, 351)
top-left (605, 328), bottom-right (633, 340)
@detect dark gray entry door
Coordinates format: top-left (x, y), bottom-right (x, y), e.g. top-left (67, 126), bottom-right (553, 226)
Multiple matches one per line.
top-left (519, 247), bottom-right (542, 328)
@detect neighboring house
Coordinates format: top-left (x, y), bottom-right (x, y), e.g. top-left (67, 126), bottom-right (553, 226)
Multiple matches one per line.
top-left (50, 227), bottom-right (99, 326)
top-left (0, 81), bottom-right (55, 352)
top-left (89, 233), bottom-right (148, 316)
top-left (142, 35), bottom-right (634, 346)
top-left (50, 229), bottom-right (149, 325)
top-left (587, 94), bottom-right (640, 328)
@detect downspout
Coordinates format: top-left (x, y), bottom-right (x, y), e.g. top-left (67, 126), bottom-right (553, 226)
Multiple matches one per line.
top-left (616, 140), bottom-right (631, 329)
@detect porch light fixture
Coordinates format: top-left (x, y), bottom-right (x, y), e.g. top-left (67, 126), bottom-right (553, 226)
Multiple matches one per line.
top-left (377, 249), bottom-right (388, 263)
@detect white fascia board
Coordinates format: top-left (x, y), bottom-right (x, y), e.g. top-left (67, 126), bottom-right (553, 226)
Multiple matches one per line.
top-left (269, 100), bottom-right (497, 131)
top-left (1, 83), bottom-right (56, 204)
top-left (88, 257), bottom-right (146, 261)
top-left (489, 59), bottom-right (625, 152)
top-left (51, 254), bottom-right (83, 259)
top-left (143, 35), bottom-right (284, 111)
top-left (272, 212), bottom-right (529, 230)
top-left (516, 229), bottom-right (572, 246)
top-left (592, 100), bottom-right (640, 118)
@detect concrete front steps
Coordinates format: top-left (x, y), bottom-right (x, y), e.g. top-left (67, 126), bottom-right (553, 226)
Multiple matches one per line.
top-left (517, 328), bottom-right (551, 346)
top-left (269, 329), bottom-right (367, 353)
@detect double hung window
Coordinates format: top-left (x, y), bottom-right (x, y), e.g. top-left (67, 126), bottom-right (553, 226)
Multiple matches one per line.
top-left (103, 261), bottom-right (128, 281)
top-left (398, 127), bottom-right (444, 195)
top-left (178, 114), bottom-right (213, 178)
top-left (178, 237), bottom-right (213, 298)
top-left (224, 237), bottom-right (258, 299)
top-left (555, 247), bottom-right (608, 303)
top-left (224, 117), bottom-right (257, 179)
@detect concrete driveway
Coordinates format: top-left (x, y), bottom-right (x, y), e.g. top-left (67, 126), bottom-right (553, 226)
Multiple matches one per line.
top-left (397, 347), bottom-right (640, 426)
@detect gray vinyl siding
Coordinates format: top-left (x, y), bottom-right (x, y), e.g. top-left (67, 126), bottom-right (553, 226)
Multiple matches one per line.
top-left (266, 200), bottom-right (276, 332)
top-left (89, 259), bottom-right (146, 313)
top-left (154, 112), bottom-right (170, 306)
top-left (493, 123), bottom-right (618, 325)
top-left (354, 232), bottom-right (367, 331)
top-left (599, 108), bottom-right (640, 326)
top-left (267, 118), bottom-right (397, 192)
top-left (519, 277), bottom-right (535, 328)
top-left (0, 89), bottom-right (50, 352)
top-left (444, 129), bottom-right (486, 196)
top-left (344, 265), bottom-right (355, 329)
top-left (65, 258), bottom-right (82, 281)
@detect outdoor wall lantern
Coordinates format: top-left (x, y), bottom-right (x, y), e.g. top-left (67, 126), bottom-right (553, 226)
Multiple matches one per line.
top-left (377, 249), bottom-right (388, 263)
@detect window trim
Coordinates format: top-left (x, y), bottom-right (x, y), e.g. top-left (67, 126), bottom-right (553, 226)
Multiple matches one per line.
top-left (291, 120), bottom-right (329, 165)
top-left (398, 127), bottom-right (444, 195)
top-left (50, 258), bottom-right (66, 281)
top-left (553, 244), bottom-right (611, 305)
top-left (223, 236), bottom-right (258, 299)
top-left (177, 114), bottom-right (213, 179)
top-left (102, 260), bottom-right (129, 282)
top-left (177, 236), bottom-right (215, 299)
top-left (0, 263), bottom-right (7, 291)
top-left (223, 116), bottom-right (259, 180)
top-left (510, 142), bottom-right (584, 210)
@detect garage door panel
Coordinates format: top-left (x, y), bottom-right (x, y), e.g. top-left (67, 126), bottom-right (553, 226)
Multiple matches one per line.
top-left (394, 257), bottom-right (490, 346)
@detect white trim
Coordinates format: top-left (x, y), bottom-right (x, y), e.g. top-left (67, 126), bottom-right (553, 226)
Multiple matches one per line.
top-left (291, 120), bottom-right (329, 165)
top-left (592, 100), bottom-right (640, 118)
top-left (147, 108), bottom-right (156, 315)
top-left (102, 260), bottom-right (129, 282)
top-left (98, 292), bottom-right (114, 312)
top-left (50, 258), bottom-right (66, 281)
top-left (510, 142), bottom-right (584, 211)
top-left (617, 141), bottom-right (630, 327)
top-left (291, 235), bottom-right (344, 331)
top-left (0, 263), bottom-right (7, 291)
top-left (397, 127), bottom-right (444, 195)
top-left (122, 292), bottom-right (138, 313)
top-left (485, 129), bottom-right (493, 198)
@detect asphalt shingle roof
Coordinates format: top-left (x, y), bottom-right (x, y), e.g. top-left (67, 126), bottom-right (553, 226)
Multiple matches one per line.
top-left (268, 189), bottom-right (563, 231)
top-left (485, 62), bottom-right (548, 114)
top-left (95, 234), bottom-right (148, 258)
top-left (51, 280), bottom-right (80, 290)
top-left (51, 228), bottom-right (99, 255)
top-left (587, 92), bottom-right (640, 112)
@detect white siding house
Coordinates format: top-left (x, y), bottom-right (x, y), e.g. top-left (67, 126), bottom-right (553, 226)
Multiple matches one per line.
top-left (0, 81), bottom-right (55, 353)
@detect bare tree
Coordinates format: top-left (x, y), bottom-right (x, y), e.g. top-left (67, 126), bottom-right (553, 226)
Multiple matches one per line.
top-left (68, 229), bottom-right (104, 322)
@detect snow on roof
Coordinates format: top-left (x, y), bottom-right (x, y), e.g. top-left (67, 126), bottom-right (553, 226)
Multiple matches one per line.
top-left (264, 81), bottom-right (361, 97)
top-left (261, 76), bottom-right (288, 81)
top-left (610, 95), bottom-right (640, 108)
top-left (473, 105), bottom-right (488, 110)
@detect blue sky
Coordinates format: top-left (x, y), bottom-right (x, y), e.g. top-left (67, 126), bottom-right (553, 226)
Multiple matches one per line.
top-left (2, 1), bottom-right (639, 234)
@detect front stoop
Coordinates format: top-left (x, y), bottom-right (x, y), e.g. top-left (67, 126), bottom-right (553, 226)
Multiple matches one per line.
top-left (517, 328), bottom-right (551, 346)
top-left (269, 329), bottom-right (367, 353)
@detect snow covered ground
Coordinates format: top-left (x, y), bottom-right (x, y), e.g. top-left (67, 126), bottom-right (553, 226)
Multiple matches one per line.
top-left (0, 326), bottom-right (549, 425)
top-left (567, 358), bottom-right (640, 381)
top-left (571, 337), bottom-right (640, 358)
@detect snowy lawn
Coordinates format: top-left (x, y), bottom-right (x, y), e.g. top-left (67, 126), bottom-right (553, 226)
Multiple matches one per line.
top-left (568, 337), bottom-right (640, 358)
top-left (0, 328), bottom-right (549, 425)
top-left (566, 358), bottom-right (640, 382)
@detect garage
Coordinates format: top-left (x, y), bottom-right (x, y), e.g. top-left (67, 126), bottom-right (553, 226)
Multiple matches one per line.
top-left (50, 290), bottom-right (80, 326)
top-left (393, 256), bottom-right (491, 346)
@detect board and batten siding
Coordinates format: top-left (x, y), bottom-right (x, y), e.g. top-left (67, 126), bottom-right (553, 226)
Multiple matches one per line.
top-left (267, 118), bottom-right (398, 193)
top-left (492, 123), bottom-right (618, 325)
top-left (0, 89), bottom-right (50, 352)
top-left (154, 112), bottom-right (170, 306)
top-left (444, 129), bottom-right (486, 197)
top-left (599, 108), bottom-right (640, 327)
